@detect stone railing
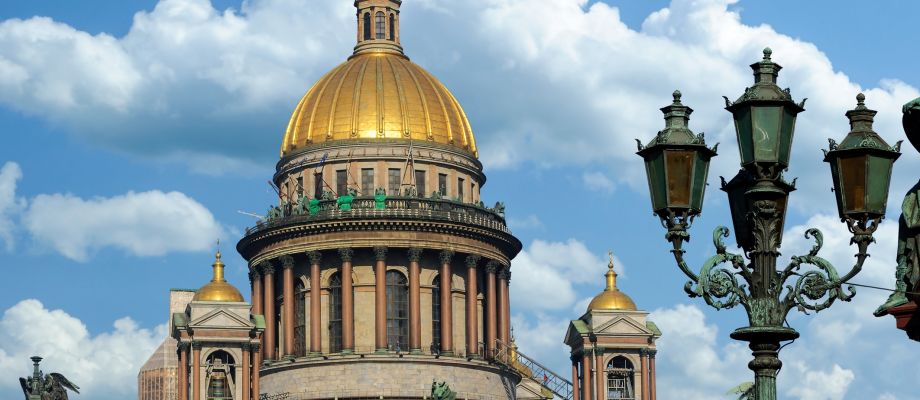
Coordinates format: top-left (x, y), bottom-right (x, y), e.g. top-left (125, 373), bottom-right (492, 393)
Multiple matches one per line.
top-left (245, 196), bottom-right (510, 236)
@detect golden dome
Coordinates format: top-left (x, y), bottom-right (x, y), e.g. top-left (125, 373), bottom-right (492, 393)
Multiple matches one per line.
top-left (586, 252), bottom-right (637, 312)
top-left (280, 51), bottom-right (477, 158)
top-left (193, 250), bottom-right (245, 302)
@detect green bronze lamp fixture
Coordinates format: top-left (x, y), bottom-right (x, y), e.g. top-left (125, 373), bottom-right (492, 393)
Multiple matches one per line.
top-left (636, 48), bottom-right (900, 400)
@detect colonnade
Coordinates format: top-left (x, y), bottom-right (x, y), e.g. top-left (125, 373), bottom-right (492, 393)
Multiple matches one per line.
top-left (176, 342), bottom-right (261, 400)
top-left (569, 349), bottom-right (656, 400)
top-left (250, 247), bottom-right (512, 360)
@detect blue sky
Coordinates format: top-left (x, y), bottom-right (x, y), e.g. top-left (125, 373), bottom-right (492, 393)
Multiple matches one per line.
top-left (1, 1), bottom-right (919, 399)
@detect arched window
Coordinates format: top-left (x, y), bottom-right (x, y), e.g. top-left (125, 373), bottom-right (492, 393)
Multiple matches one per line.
top-left (375, 12), bottom-right (386, 40)
top-left (205, 350), bottom-right (235, 400)
top-left (606, 356), bottom-right (635, 400)
top-left (386, 270), bottom-right (409, 351)
top-left (363, 13), bottom-right (371, 40)
top-left (389, 14), bottom-right (395, 40)
top-left (294, 281), bottom-right (306, 357)
top-left (329, 273), bottom-right (343, 353)
top-left (431, 275), bottom-right (441, 351)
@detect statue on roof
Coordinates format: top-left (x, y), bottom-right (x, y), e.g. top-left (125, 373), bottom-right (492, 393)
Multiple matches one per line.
top-left (430, 381), bottom-right (456, 400)
top-left (876, 98), bottom-right (920, 316)
top-left (19, 357), bottom-right (80, 400)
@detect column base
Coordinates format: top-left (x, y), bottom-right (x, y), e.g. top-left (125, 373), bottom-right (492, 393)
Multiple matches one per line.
top-left (307, 352), bottom-right (322, 358)
top-left (341, 349), bottom-right (355, 355)
top-left (281, 355), bottom-right (295, 362)
top-left (375, 348), bottom-right (389, 354)
top-left (410, 348), bottom-right (423, 355)
top-left (439, 350), bottom-right (455, 357)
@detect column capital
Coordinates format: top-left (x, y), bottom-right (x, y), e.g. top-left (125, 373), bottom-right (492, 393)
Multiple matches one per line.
top-left (307, 250), bottom-right (322, 265)
top-left (177, 341), bottom-right (191, 352)
top-left (465, 254), bottom-right (481, 268)
top-left (248, 268), bottom-right (261, 282)
top-left (648, 349), bottom-right (657, 358)
top-left (485, 260), bottom-right (500, 273)
top-left (249, 342), bottom-right (261, 352)
top-left (407, 247), bottom-right (423, 262)
top-left (338, 248), bottom-right (354, 262)
top-left (498, 267), bottom-right (511, 281)
top-left (259, 260), bottom-right (275, 275)
top-left (191, 342), bottom-right (203, 350)
top-left (280, 255), bottom-right (296, 269)
top-left (639, 348), bottom-right (649, 356)
top-left (439, 249), bottom-right (455, 264)
top-left (373, 246), bottom-right (388, 261)
top-left (570, 354), bottom-right (582, 363)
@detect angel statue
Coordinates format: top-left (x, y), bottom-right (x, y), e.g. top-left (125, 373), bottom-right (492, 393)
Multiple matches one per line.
top-left (430, 380), bottom-right (457, 400)
top-left (875, 97), bottom-right (920, 316)
top-left (19, 356), bottom-right (80, 400)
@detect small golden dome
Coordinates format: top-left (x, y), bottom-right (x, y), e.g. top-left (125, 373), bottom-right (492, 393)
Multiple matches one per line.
top-left (193, 250), bottom-right (244, 302)
top-left (280, 51), bottom-right (477, 158)
top-left (586, 252), bottom-right (637, 312)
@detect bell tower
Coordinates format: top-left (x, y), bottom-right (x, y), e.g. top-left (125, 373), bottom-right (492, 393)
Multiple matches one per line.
top-left (353, 0), bottom-right (404, 56)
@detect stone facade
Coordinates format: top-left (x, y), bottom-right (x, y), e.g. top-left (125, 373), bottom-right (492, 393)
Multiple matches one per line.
top-left (260, 356), bottom-right (520, 400)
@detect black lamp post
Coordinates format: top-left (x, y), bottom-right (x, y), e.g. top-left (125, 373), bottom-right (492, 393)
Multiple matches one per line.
top-left (636, 49), bottom-right (900, 400)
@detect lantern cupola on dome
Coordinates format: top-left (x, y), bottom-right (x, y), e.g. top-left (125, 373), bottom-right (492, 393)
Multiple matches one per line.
top-left (586, 252), bottom-right (637, 312)
top-left (193, 249), bottom-right (245, 302)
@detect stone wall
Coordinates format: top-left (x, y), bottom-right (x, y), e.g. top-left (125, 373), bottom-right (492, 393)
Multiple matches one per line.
top-left (260, 356), bottom-right (520, 400)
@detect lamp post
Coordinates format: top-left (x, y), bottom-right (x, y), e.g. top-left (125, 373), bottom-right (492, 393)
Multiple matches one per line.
top-left (636, 48), bottom-right (900, 400)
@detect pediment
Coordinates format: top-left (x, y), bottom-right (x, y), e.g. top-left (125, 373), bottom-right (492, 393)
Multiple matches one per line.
top-left (594, 316), bottom-right (653, 336)
top-left (190, 308), bottom-right (253, 329)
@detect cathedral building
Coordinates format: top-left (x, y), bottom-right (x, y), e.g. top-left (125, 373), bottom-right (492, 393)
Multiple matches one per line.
top-left (138, 1), bottom-right (662, 399)
top-left (565, 256), bottom-right (660, 400)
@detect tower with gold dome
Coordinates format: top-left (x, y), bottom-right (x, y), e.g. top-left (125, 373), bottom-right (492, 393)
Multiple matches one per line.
top-left (171, 251), bottom-right (265, 400)
top-left (233, 0), bottom-right (525, 398)
top-left (564, 254), bottom-right (661, 400)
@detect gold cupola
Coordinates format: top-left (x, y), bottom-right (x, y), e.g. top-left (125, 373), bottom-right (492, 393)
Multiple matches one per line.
top-left (586, 252), bottom-right (637, 312)
top-left (193, 250), bottom-right (245, 302)
top-left (279, 0), bottom-right (477, 158)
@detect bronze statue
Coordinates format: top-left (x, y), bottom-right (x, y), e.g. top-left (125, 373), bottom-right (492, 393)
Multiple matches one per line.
top-left (19, 357), bottom-right (80, 400)
top-left (430, 380), bottom-right (457, 400)
top-left (876, 97), bottom-right (920, 316)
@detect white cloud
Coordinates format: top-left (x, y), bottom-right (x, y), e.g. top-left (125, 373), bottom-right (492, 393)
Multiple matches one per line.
top-left (507, 214), bottom-right (544, 230)
top-left (786, 364), bottom-right (854, 400)
top-left (0, 161), bottom-right (24, 251)
top-left (582, 171), bottom-right (615, 194)
top-left (1, 0), bottom-right (916, 189)
top-left (510, 239), bottom-right (617, 312)
top-left (23, 190), bottom-right (225, 262)
top-left (0, 299), bottom-right (164, 400)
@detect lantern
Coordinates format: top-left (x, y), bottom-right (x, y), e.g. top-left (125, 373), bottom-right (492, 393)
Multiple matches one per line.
top-left (825, 93), bottom-right (901, 222)
top-left (637, 90), bottom-right (718, 223)
top-left (725, 48), bottom-right (804, 178)
top-left (721, 169), bottom-right (794, 251)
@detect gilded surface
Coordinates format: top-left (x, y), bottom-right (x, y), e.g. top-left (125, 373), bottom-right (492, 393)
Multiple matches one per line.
top-left (193, 251), bottom-right (245, 302)
top-left (586, 253), bottom-right (637, 312)
top-left (281, 53), bottom-right (477, 158)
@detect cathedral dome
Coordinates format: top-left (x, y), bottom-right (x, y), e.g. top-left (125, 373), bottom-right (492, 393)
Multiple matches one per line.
top-left (586, 256), bottom-right (637, 312)
top-left (194, 251), bottom-right (244, 302)
top-left (279, 51), bottom-right (477, 158)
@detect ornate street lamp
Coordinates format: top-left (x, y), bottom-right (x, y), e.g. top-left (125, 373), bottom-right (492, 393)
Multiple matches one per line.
top-left (637, 49), bottom-right (899, 400)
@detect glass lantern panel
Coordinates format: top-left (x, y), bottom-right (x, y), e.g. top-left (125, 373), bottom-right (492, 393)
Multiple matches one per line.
top-left (839, 155), bottom-right (867, 213)
top-left (779, 109), bottom-right (797, 166)
top-left (665, 150), bottom-right (695, 207)
top-left (752, 106), bottom-right (782, 162)
top-left (734, 108), bottom-right (754, 165)
top-left (866, 155), bottom-right (894, 214)
top-left (644, 152), bottom-right (667, 212)
top-left (691, 154), bottom-right (710, 211)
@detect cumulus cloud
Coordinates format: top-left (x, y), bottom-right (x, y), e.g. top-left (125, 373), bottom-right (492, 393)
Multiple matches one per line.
top-left (1, 0), bottom-right (917, 190)
top-left (0, 299), bottom-right (164, 400)
top-left (0, 161), bottom-right (24, 251)
top-left (23, 190), bottom-right (225, 262)
top-left (582, 171), bottom-right (615, 194)
top-left (786, 363), bottom-right (854, 400)
top-left (510, 239), bottom-right (618, 312)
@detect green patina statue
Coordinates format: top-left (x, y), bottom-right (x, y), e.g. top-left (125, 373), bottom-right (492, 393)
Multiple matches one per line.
top-left (374, 187), bottom-right (387, 209)
top-left (430, 381), bottom-right (457, 400)
top-left (876, 97), bottom-right (920, 316)
top-left (19, 357), bottom-right (79, 400)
